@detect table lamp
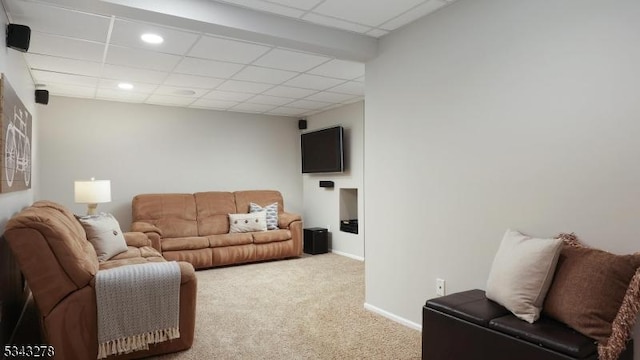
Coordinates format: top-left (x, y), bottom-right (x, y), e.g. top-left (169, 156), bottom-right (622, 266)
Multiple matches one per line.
top-left (74, 178), bottom-right (111, 215)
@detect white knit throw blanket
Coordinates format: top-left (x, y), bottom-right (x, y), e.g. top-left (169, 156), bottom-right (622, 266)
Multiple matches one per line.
top-left (95, 261), bottom-right (181, 359)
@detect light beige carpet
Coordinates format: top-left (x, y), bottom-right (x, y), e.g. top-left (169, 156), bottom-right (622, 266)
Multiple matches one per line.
top-left (153, 253), bottom-right (421, 359)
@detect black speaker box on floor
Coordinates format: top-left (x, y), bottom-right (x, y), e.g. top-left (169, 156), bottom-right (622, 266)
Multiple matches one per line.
top-left (6, 24), bottom-right (31, 52)
top-left (35, 90), bottom-right (49, 105)
top-left (298, 119), bottom-right (307, 130)
top-left (303, 228), bottom-right (328, 255)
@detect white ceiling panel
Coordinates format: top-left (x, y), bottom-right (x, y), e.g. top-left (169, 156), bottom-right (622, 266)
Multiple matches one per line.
top-left (305, 91), bottom-right (359, 103)
top-left (98, 79), bottom-right (158, 94)
top-left (153, 85), bottom-right (209, 97)
top-left (286, 99), bottom-right (332, 110)
top-left (232, 66), bottom-right (297, 84)
top-left (266, 106), bottom-right (308, 116)
top-left (308, 59), bottom-right (364, 80)
top-left (230, 102), bottom-right (278, 113)
top-left (246, 95), bottom-right (295, 106)
top-left (189, 35), bottom-right (271, 63)
top-left (29, 33), bottom-right (105, 62)
top-left (163, 74), bottom-right (225, 89)
top-left (253, 49), bottom-right (331, 72)
top-left (101, 64), bottom-right (168, 84)
top-left (109, 18), bottom-right (200, 55)
top-left (190, 98), bottom-right (239, 109)
top-left (217, 80), bottom-right (274, 94)
top-left (284, 74), bottom-right (345, 90)
top-left (327, 81), bottom-right (364, 95)
top-left (217, 0), bottom-right (305, 18)
top-left (312, 0), bottom-right (425, 27)
top-left (146, 94), bottom-right (195, 106)
top-left (45, 83), bottom-right (96, 98)
top-left (263, 86), bottom-right (317, 99)
top-left (301, 13), bottom-right (372, 34)
top-left (175, 57), bottom-right (245, 78)
top-left (5, 0), bottom-right (110, 42)
top-left (267, 0), bottom-right (324, 11)
top-left (106, 45), bottom-right (182, 72)
top-left (96, 88), bottom-right (149, 102)
top-left (380, 0), bottom-right (447, 30)
top-left (32, 70), bottom-right (99, 88)
top-left (26, 54), bottom-right (101, 77)
top-left (204, 90), bottom-right (254, 102)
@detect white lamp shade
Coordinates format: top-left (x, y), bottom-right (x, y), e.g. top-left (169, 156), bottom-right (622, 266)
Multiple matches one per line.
top-left (74, 179), bottom-right (111, 204)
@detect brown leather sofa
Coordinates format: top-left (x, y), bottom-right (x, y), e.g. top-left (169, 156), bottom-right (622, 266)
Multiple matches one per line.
top-left (422, 290), bottom-right (633, 360)
top-left (3, 201), bottom-right (197, 360)
top-left (131, 190), bottom-right (303, 270)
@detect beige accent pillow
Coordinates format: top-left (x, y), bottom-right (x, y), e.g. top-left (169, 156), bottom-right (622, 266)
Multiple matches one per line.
top-left (77, 213), bottom-right (128, 261)
top-left (229, 212), bottom-right (267, 233)
top-left (485, 229), bottom-right (563, 323)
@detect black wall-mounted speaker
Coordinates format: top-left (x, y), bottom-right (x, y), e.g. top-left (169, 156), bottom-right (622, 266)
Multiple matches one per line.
top-left (298, 119), bottom-right (307, 130)
top-left (6, 24), bottom-right (31, 52)
top-left (35, 89), bottom-right (49, 105)
top-left (319, 181), bottom-right (334, 188)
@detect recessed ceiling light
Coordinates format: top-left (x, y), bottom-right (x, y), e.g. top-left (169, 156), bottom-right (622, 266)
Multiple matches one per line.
top-left (141, 33), bottom-right (164, 44)
top-left (118, 82), bottom-right (133, 90)
top-left (174, 89), bottom-right (196, 96)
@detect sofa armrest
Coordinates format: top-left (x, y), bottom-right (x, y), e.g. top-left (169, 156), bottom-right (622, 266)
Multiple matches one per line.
top-left (123, 232), bottom-right (152, 248)
top-left (278, 212), bottom-right (302, 229)
top-left (130, 221), bottom-right (163, 252)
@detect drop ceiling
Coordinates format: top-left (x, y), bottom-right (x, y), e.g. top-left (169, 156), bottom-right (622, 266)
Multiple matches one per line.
top-left (4, 0), bottom-right (455, 117)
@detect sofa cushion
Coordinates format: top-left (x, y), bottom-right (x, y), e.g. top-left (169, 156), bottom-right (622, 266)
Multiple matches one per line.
top-left (207, 233), bottom-right (253, 247)
top-left (234, 190), bottom-right (284, 213)
top-left (252, 229), bottom-right (292, 244)
top-left (77, 213), bottom-right (128, 262)
top-left (161, 237), bottom-right (210, 251)
top-left (250, 202), bottom-right (278, 230)
top-left (132, 194), bottom-right (198, 237)
top-left (229, 212), bottom-right (267, 233)
top-left (544, 236), bottom-right (640, 344)
top-left (485, 229), bottom-right (563, 323)
top-left (195, 192), bottom-right (236, 236)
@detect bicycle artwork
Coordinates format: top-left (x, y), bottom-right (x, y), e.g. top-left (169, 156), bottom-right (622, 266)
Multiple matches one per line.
top-left (1, 74), bottom-right (32, 193)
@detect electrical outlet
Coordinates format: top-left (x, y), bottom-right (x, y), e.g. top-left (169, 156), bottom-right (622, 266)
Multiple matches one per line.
top-left (327, 225), bottom-right (331, 232)
top-left (436, 278), bottom-right (446, 296)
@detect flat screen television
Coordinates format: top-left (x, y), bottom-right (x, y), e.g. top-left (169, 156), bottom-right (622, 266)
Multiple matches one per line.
top-left (301, 126), bottom-right (344, 173)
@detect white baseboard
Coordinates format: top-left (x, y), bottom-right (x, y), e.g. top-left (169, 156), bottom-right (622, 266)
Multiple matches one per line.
top-left (330, 249), bottom-right (364, 261)
top-left (364, 302), bottom-right (422, 331)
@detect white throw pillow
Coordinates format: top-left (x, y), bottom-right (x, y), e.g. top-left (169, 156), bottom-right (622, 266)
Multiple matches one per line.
top-left (229, 212), bottom-right (267, 233)
top-left (249, 202), bottom-right (278, 230)
top-left (77, 213), bottom-right (128, 261)
top-left (485, 229), bottom-right (563, 323)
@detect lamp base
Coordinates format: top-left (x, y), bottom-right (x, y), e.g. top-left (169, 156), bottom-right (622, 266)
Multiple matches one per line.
top-left (87, 203), bottom-right (98, 215)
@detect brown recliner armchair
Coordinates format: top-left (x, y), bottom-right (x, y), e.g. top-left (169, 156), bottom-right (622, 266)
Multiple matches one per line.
top-left (3, 201), bottom-right (197, 359)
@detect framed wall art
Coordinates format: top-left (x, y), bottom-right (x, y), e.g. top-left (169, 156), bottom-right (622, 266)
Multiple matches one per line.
top-left (0, 74), bottom-right (32, 193)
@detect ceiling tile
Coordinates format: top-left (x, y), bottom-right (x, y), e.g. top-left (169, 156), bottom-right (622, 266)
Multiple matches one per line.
top-left (175, 57), bottom-right (245, 78)
top-left (5, 0), bottom-right (110, 42)
top-left (29, 33), bottom-right (104, 62)
top-left (109, 18), bottom-right (199, 55)
top-left (98, 79), bottom-right (158, 94)
top-left (232, 66), bottom-right (298, 84)
top-left (106, 45), bottom-right (182, 72)
top-left (301, 13), bottom-right (372, 33)
top-left (26, 54), bottom-right (101, 77)
top-left (246, 95), bottom-right (295, 106)
top-left (267, 0), bottom-right (324, 11)
top-left (216, 80), bottom-right (274, 94)
top-left (96, 88), bottom-right (149, 102)
top-left (191, 98), bottom-right (239, 109)
top-left (308, 59), bottom-right (364, 80)
top-left (32, 70), bottom-right (99, 88)
top-left (253, 49), bottom-right (331, 72)
top-left (305, 91), bottom-right (358, 103)
top-left (153, 85), bottom-right (209, 97)
top-left (312, 0), bottom-right (424, 27)
top-left (263, 86), bottom-right (317, 98)
top-left (163, 74), bottom-right (225, 89)
top-left (380, 0), bottom-right (447, 30)
top-left (44, 83), bottom-right (95, 98)
top-left (286, 99), bottom-right (332, 110)
top-left (189, 35), bottom-right (271, 63)
top-left (230, 102), bottom-right (278, 113)
top-left (145, 95), bottom-right (196, 106)
top-left (217, 0), bottom-right (305, 18)
top-left (266, 106), bottom-right (308, 116)
top-left (204, 90), bottom-right (254, 102)
top-left (102, 64), bottom-right (168, 84)
top-left (283, 74), bottom-right (345, 90)
top-left (327, 81), bottom-right (364, 95)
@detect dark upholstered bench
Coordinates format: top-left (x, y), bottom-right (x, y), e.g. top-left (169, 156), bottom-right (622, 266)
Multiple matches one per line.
top-left (422, 290), bottom-right (633, 360)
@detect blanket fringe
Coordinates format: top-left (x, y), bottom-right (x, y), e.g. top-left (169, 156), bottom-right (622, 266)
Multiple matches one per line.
top-left (97, 327), bottom-right (180, 359)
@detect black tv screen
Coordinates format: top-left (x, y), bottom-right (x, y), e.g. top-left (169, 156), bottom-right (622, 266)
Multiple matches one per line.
top-left (301, 126), bottom-right (344, 173)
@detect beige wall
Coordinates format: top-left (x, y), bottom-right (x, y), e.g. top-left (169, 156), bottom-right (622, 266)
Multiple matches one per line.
top-left (364, 0), bottom-right (640, 347)
top-left (36, 96), bottom-right (303, 228)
